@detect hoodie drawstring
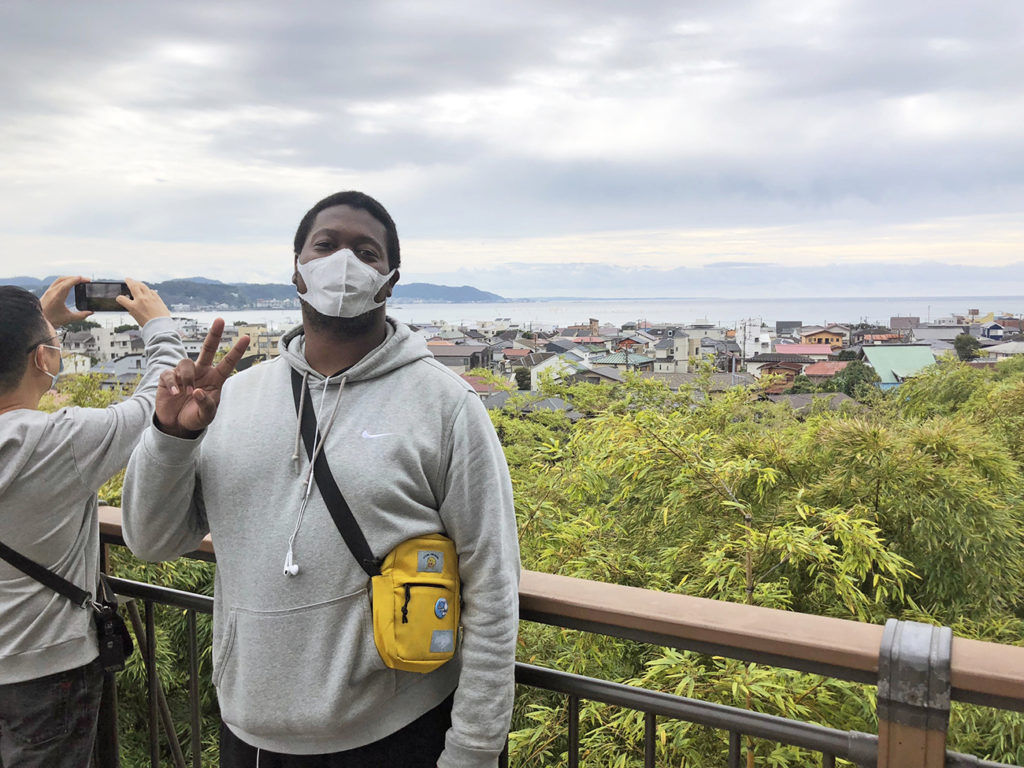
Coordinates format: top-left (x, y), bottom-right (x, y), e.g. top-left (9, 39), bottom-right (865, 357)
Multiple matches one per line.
top-left (284, 373), bottom-right (348, 576)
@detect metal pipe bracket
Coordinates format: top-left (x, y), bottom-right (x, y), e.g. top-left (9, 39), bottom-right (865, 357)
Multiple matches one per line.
top-left (877, 618), bottom-right (952, 732)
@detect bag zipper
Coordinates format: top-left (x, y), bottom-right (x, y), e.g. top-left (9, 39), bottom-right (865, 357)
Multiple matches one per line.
top-left (402, 582), bottom-right (448, 624)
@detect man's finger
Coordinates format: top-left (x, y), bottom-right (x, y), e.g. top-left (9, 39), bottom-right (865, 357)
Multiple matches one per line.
top-left (193, 388), bottom-right (218, 425)
top-left (196, 318), bottom-right (226, 369)
top-left (175, 359), bottom-right (197, 394)
top-left (159, 369), bottom-right (178, 395)
top-left (215, 335), bottom-right (250, 379)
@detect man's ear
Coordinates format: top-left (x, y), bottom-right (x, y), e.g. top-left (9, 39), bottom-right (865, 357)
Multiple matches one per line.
top-left (292, 254), bottom-right (307, 294)
top-left (386, 270), bottom-right (400, 298)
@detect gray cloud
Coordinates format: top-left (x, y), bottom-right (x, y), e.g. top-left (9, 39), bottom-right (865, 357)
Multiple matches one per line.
top-left (0, 0), bottom-right (1021, 282)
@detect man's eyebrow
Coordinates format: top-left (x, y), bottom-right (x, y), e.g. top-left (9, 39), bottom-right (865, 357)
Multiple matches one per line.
top-left (310, 228), bottom-right (383, 248)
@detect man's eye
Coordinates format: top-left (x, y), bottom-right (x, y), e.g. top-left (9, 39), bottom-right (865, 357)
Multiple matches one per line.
top-left (314, 241), bottom-right (334, 250)
top-left (357, 249), bottom-right (377, 261)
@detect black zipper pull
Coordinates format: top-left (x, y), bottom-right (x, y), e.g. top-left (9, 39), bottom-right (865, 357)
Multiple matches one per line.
top-left (402, 584), bottom-right (411, 624)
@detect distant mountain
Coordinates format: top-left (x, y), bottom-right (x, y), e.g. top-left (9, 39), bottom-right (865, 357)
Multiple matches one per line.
top-left (1, 276), bottom-right (505, 307)
top-left (392, 283), bottom-right (505, 303)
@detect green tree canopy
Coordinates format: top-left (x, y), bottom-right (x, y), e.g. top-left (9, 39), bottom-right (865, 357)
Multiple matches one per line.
top-left (954, 333), bottom-right (981, 361)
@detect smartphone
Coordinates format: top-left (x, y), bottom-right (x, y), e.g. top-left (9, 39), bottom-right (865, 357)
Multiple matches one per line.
top-left (74, 281), bottom-right (133, 312)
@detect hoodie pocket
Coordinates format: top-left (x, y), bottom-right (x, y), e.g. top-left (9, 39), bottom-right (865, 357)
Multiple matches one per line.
top-left (213, 588), bottom-right (396, 740)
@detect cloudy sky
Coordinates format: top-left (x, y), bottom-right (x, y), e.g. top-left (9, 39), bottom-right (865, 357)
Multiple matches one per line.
top-left (1, 0), bottom-right (1022, 297)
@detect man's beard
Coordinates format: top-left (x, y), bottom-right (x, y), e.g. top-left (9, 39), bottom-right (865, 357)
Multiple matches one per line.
top-left (300, 299), bottom-right (379, 335)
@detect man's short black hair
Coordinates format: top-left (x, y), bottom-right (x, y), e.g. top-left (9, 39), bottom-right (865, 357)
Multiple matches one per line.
top-left (0, 286), bottom-right (49, 394)
top-left (293, 191), bottom-right (400, 270)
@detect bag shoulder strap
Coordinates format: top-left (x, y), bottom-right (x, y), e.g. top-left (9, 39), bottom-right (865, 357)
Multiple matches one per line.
top-left (291, 369), bottom-right (381, 577)
top-left (0, 540), bottom-right (92, 608)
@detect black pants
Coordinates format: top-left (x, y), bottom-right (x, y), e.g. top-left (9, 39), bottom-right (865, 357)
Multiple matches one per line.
top-left (219, 693), bottom-right (454, 768)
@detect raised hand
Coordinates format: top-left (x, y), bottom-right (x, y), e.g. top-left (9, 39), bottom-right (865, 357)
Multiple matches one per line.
top-left (155, 319), bottom-right (250, 438)
top-left (115, 278), bottom-right (171, 327)
top-left (39, 276), bottom-right (93, 327)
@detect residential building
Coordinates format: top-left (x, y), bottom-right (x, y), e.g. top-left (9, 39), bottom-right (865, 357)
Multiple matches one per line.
top-left (861, 344), bottom-right (937, 390)
top-left (426, 342), bottom-right (489, 374)
top-left (803, 361), bottom-right (849, 383)
top-left (981, 341), bottom-right (1024, 360)
top-left (589, 351), bottom-right (654, 373)
top-left (744, 353), bottom-right (813, 378)
top-left (771, 343), bottom-right (832, 362)
top-left (890, 316), bottom-right (920, 331)
top-left (800, 328), bottom-right (844, 349)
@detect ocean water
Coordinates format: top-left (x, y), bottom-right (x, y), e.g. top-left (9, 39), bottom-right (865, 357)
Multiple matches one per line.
top-left (89, 295), bottom-right (1023, 332)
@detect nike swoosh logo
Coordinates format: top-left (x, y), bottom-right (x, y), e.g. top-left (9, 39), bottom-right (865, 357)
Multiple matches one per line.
top-left (361, 430), bottom-right (396, 439)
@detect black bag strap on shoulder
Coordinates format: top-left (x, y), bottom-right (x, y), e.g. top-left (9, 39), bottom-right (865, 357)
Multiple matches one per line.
top-left (0, 540), bottom-right (93, 608)
top-left (291, 369), bottom-right (381, 578)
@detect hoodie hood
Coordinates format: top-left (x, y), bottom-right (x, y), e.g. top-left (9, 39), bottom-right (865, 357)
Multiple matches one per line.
top-left (278, 318), bottom-right (431, 384)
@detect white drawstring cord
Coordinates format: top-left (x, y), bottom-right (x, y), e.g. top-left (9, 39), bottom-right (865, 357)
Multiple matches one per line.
top-left (284, 374), bottom-right (348, 576)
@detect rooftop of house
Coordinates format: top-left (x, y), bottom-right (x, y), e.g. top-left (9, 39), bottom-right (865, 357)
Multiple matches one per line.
top-left (639, 371), bottom-right (756, 392)
top-left (803, 361), bottom-right (850, 377)
top-left (569, 365), bottom-right (625, 383)
top-left (861, 344), bottom-right (937, 384)
top-left (983, 341), bottom-right (1024, 356)
top-left (459, 374), bottom-right (502, 394)
top-left (747, 353), bottom-right (815, 364)
top-left (590, 351), bottom-right (654, 365)
top-left (772, 343), bottom-right (832, 355)
top-left (427, 343), bottom-right (488, 357)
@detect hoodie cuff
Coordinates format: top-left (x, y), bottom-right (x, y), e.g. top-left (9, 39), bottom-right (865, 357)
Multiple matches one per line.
top-left (142, 420), bottom-right (205, 465)
top-left (437, 738), bottom-right (502, 768)
top-left (139, 316), bottom-right (177, 344)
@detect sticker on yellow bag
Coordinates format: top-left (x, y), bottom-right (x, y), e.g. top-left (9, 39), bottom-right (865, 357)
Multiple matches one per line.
top-left (371, 533), bottom-right (460, 672)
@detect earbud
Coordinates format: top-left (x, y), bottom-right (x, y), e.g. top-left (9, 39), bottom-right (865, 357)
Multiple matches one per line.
top-left (283, 549), bottom-right (300, 576)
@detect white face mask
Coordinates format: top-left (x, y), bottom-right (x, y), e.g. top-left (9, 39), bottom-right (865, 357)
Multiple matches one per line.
top-left (295, 249), bottom-right (396, 318)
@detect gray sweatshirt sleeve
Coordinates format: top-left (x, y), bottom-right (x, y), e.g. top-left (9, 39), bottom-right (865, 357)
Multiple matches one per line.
top-left (436, 392), bottom-right (520, 768)
top-left (65, 317), bottom-right (186, 492)
top-left (121, 425), bottom-right (208, 562)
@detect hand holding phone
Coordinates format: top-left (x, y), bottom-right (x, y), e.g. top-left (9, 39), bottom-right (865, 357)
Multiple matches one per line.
top-left (39, 276), bottom-right (94, 327)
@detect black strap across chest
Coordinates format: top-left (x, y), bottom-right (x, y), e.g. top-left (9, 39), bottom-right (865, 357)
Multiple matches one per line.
top-left (291, 369), bottom-right (381, 577)
top-left (0, 540), bottom-right (92, 607)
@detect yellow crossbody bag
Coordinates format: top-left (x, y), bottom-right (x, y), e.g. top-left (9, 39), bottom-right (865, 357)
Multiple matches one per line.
top-left (371, 533), bottom-right (461, 672)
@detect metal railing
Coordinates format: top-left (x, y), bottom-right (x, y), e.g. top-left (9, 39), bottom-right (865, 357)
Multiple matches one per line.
top-left (98, 508), bottom-right (1024, 768)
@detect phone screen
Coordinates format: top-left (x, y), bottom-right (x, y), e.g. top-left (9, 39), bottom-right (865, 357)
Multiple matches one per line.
top-left (75, 282), bottom-right (132, 312)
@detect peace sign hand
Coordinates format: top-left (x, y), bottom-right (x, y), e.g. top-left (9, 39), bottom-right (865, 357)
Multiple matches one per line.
top-left (155, 318), bottom-right (250, 439)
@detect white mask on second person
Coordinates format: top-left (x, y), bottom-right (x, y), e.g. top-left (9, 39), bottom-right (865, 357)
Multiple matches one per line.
top-left (296, 249), bottom-right (395, 318)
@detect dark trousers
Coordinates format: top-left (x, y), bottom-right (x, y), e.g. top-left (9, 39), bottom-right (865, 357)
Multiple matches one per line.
top-left (219, 693), bottom-right (454, 768)
top-left (0, 659), bottom-right (104, 768)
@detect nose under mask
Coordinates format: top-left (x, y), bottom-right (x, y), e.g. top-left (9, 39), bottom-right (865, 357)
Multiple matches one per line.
top-left (296, 249), bottom-right (395, 318)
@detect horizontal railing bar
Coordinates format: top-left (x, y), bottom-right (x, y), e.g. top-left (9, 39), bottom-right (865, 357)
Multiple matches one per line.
top-left (107, 576), bottom-right (213, 613)
top-left (516, 664), bottom-right (1018, 768)
top-left (515, 662), bottom-right (878, 765)
top-left (521, 609), bottom-right (879, 685)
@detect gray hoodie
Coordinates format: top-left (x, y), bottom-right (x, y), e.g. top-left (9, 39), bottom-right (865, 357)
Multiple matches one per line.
top-left (0, 317), bottom-right (184, 684)
top-left (122, 319), bottom-right (520, 767)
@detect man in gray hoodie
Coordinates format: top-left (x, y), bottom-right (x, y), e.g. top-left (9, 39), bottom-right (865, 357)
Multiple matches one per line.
top-left (122, 191), bottom-right (520, 768)
top-left (0, 276), bottom-right (185, 768)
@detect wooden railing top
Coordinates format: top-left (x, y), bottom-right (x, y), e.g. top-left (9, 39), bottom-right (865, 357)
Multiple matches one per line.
top-left (99, 507), bottom-right (1024, 710)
